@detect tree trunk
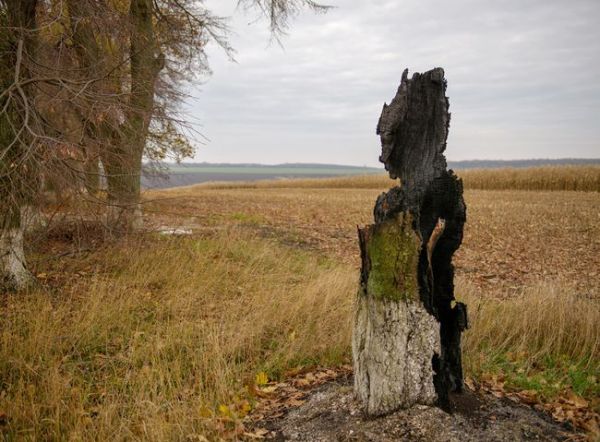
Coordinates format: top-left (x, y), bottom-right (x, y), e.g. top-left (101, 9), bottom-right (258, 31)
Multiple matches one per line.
top-left (353, 68), bottom-right (467, 415)
top-left (0, 209), bottom-right (32, 290)
top-left (0, 0), bottom-right (38, 290)
top-left (353, 212), bottom-right (440, 415)
top-left (103, 148), bottom-right (144, 231)
top-left (103, 0), bottom-right (163, 231)
top-left (67, 0), bottom-right (162, 231)
top-left (83, 151), bottom-right (101, 195)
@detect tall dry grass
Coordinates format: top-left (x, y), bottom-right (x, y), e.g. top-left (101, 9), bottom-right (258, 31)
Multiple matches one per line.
top-left (175, 173), bottom-right (393, 191)
top-left (0, 230), bottom-right (355, 440)
top-left (178, 165), bottom-right (600, 192)
top-left (1, 230), bottom-right (598, 440)
top-left (461, 279), bottom-right (599, 369)
top-left (461, 278), bottom-right (599, 404)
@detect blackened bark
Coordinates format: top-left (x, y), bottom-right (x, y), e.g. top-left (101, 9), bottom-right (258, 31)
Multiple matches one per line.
top-left (356, 67), bottom-right (467, 412)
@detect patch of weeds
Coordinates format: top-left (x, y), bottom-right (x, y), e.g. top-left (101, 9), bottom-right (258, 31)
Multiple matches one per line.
top-left (568, 365), bottom-right (599, 400)
top-left (469, 350), bottom-right (599, 408)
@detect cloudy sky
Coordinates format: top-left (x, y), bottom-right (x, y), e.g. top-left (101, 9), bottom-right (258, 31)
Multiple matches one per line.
top-left (185, 0), bottom-right (600, 167)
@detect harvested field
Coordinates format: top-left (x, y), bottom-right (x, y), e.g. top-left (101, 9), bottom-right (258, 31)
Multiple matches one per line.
top-left (147, 185), bottom-right (600, 298)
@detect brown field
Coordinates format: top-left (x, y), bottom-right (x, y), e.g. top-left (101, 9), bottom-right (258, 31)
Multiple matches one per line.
top-left (1, 167), bottom-right (598, 440)
top-left (147, 183), bottom-right (600, 299)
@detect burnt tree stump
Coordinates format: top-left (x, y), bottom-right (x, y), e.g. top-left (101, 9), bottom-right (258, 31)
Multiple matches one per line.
top-left (352, 68), bottom-right (467, 415)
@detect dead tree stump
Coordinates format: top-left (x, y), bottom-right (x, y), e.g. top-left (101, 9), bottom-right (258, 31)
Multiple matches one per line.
top-left (352, 68), bottom-right (467, 415)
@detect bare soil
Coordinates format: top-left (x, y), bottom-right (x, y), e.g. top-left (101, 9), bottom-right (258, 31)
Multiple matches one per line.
top-left (259, 377), bottom-right (575, 442)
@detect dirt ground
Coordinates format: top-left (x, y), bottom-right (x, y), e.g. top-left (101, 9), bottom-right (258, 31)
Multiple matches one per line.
top-left (254, 376), bottom-right (576, 442)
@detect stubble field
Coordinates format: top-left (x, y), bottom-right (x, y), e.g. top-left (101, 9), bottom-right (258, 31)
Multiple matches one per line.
top-left (148, 178), bottom-right (600, 299)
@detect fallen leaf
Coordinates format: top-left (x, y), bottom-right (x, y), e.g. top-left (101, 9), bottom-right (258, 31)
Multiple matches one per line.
top-left (218, 404), bottom-right (231, 417)
top-left (243, 428), bottom-right (269, 439)
top-left (260, 385), bottom-right (278, 394)
top-left (565, 391), bottom-right (589, 409)
top-left (286, 398), bottom-right (305, 407)
top-left (255, 372), bottom-right (268, 386)
top-left (516, 390), bottom-right (538, 405)
top-left (464, 377), bottom-right (475, 390)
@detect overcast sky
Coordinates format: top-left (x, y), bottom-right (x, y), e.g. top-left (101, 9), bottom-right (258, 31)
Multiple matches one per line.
top-left (185, 0), bottom-right (600, 167)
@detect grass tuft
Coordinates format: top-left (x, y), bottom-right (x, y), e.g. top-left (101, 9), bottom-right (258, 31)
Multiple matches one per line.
top-left (461, 279), bottom-right (599, 406)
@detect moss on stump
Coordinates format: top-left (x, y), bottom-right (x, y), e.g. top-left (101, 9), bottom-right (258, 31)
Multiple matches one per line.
top-left (364, 212), bottom-right (420, 302)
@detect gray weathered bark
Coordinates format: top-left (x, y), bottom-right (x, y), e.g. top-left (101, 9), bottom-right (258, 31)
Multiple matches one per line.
top-left (353, 68), bottom-right (467, 415)
top-left (0, 222), bottom-right (30, 290)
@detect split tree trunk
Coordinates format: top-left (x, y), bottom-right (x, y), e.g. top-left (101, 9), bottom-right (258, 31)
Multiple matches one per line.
top-left (353, 212), bottom-right (440, 414)
top-left (353, 68), bottom-right (467, 415)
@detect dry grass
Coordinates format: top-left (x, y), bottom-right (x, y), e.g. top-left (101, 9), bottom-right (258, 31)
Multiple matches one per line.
top-left (192, 174), bottom-right (395, 190)
top-left (458, 166), bottom-right (600, 192)
top-left (462, 278), bottom-right (599, 373)
top-left (1, 228), bottom-right (598, 440)
top-left (184, 165), bottom-right (600, 192)
top-left (1, 230), bottom-right (355, 440)
top-left (461, 279), bottom-right (600, 419)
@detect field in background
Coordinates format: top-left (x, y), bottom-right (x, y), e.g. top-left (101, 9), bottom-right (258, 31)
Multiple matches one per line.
top-left (188, 165), bottom-right (600, 192)
top-left (1, 165), bottom-right (599, 440)
top-left (148, 176), bottom-right (599, 299)
top-left (143, 164), bottom-right (380, 189)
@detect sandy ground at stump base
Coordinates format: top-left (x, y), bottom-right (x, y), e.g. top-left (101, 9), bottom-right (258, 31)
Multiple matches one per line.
top-left (258, 377), bottom-right (576, 442)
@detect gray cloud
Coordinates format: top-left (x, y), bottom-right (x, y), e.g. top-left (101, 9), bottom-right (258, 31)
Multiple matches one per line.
top-left (186, 0), bottom-right (600, 165)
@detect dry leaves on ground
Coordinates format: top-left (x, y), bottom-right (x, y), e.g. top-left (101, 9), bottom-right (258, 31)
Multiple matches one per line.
top-left (467, 375), bottom-right (599, 441)
top-left (244, 366), bottom-right (353, 439)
